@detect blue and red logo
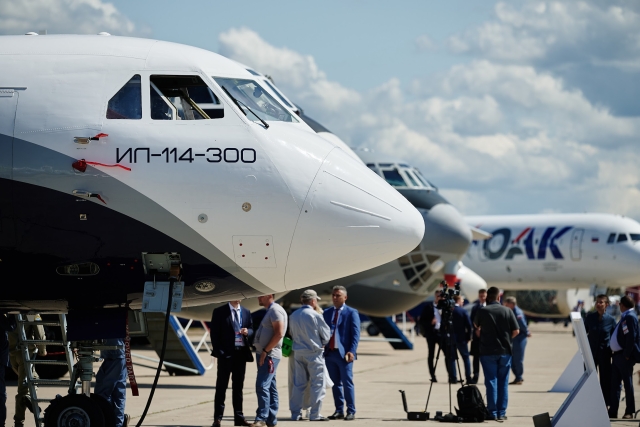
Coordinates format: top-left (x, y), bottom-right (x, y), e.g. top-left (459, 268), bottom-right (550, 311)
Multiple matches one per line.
top-left (478, 226), bottom-right (573, 260)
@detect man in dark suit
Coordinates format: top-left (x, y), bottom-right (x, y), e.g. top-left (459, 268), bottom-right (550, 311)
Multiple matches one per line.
top-left (447, 295), bottom-right (473, 384)
top-left (323, 286), bottom-right (360, 421)
top-left (419, 291), bottom-right (442, 382)
top-left (585, 294), bottom-right (615, 407)
top-left (211, 300), bottom-right (254, 427)
top-left (609, 296), bottom-right (640, 419)
top-left (469, 289), bottom-right (487, 384)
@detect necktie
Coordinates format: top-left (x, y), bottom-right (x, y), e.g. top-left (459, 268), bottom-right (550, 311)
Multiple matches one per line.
top-left (232, 309), bottom-right (239, 331)
top-left (329, 308), bottom-right (339, 349)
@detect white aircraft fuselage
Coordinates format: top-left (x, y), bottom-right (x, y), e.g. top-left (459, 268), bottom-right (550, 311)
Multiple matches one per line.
top-left (464, 213), bottom-right (640, 290)
top-left (0, 35), bottom-right (424, 312)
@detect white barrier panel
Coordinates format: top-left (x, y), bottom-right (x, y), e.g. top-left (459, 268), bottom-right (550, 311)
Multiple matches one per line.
top-left (549, 351), bottom-right (583, 393)
top-left (551, 312), bottom-right (609, 427)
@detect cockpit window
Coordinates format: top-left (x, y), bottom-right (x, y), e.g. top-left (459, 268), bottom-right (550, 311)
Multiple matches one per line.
top-left (382, 169), bottom-right (407, 187)
top-left (213, 77), bottom-right (297, 123)
top-left (617, 233), bottom-right (628, 243)
top-left (607, 233), bottom-right (616, 244)
top-left (150, 75), bottom-right (223, 120)
top-left (262, 79), bottom-right (294, 108)
top-left (404, 170), bottom-right (420, 187)
top-left (366, 163), bottom-right (380, 175)
top-left (107, 75), bottom-right (141, 119)
top-left (414, 169), bottom-right (437, 190)
top-left (630, 233), bottom-right (640, 241)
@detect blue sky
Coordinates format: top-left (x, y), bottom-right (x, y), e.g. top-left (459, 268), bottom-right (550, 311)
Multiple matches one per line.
top-left (1, 0), bottom-right (639, 219)
top-left (107, 0), bottom-right (499, 92)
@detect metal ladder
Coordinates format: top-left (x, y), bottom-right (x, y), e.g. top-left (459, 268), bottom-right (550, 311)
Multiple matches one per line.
top-left (17, 314), bottom-right (77, 427)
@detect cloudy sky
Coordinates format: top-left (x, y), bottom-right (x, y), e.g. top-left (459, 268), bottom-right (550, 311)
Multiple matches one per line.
top-left (2, 0), bottom-right (639, 219)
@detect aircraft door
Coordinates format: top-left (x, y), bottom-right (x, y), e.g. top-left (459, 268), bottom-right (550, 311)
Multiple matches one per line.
top-left (570, 228), bottom-right (584, 261)
top-left (0, 89), bottom-right (18, 251)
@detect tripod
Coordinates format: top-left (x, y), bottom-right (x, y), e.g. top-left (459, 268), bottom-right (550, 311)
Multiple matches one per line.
top-left (424, 313), bottom-right (465, 418)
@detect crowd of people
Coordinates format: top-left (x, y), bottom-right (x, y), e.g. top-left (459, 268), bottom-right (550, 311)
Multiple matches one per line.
top-left (419, 287), bottom-right (529, 421)
top-left (3, 287), bottom-right (637, 426)
top-left (209, 286), bottom-right (360, 427)
top-left (419, 288), bottom-right (640, 421)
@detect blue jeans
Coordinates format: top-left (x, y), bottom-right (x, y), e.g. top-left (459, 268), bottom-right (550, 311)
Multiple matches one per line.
top-left (448, 341), bottom-right (472, 382)
top-left (511, 337), bottom-right (527, 381)
top-left (480, 354), bottom-right (511, 418)
top-left (325, 350), bottom-right (356, 415)
top-left (255, 354), bottom-right (280, 424)
top-left (95, 357), bottom-right (127, 427)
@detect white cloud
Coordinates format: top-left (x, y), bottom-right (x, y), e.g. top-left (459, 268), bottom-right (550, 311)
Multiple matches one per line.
top-left (0, 0), bottom-right (145, 36)
top-left (217, 21), bottom-right (640, 218)
top-left (447, 1), bottom-right (640, 70)
top-left (415, 34), bottom-right (437, 52)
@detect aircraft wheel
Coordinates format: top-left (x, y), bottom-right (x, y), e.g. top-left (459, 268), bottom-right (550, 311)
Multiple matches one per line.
top-left (44, 394), bottom-right (105, 427)
top-left (90, 394), bottom-right (117, 427)
top-left (366, 323), bottom-right (380, 336)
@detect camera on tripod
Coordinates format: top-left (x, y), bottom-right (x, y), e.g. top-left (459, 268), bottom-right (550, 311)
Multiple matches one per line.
top-left (436, 280), bottom-right (460, 317)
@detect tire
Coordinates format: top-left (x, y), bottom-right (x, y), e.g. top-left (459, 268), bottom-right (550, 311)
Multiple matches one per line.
top-left (90, 394), bottom-right (117, 427)
top-left (366, 323), bottom-right (380, 336)
top-left (44, 394), bottom-right (105, 427)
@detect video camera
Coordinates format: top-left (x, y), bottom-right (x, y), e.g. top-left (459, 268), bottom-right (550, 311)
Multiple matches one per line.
top-left (436, 280), bottom-right (461, 319)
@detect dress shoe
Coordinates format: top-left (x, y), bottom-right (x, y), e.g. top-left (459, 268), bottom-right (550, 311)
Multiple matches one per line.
top-left (328, 412), bottom-right (344, 420)
top-left (509, 379), bottom-right (523, 385)
top-left (345, 413), bottom-right (355, 421)
top-left (250, 422), bottom-right (266, 427)
top-left (623, 413), bottom-right (633, 419)
top-left (212, 419), bottom-right (222, 427)
top-left (235, 419), bottom-right (252, 426)
top-left (498, 416), bottom-right (508, 420)
top-left (430, 376), bottom-right (437, 383)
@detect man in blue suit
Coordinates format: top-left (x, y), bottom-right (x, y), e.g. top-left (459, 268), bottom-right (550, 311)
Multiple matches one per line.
top-left (211, 300), bottom-right (254, 427)
top-left (447, 295), bottom-right (473, 384)
top-left (608, 296), bottom-right (640, 419)
top-left (323, 286), bottom-right (360, 421)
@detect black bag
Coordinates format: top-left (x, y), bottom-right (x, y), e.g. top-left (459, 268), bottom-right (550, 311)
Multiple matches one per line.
top-left (455, 385), bottom-right (490, 422)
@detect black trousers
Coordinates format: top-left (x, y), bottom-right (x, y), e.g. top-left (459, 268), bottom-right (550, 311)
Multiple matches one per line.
top-left (0, 331), bottom-right (7, 427)
top-left (214, 350), bottom-right (248, 422)
top-left (425, 333), bottom-right (440, 378)
top-left (470, 338), bottom-right (480, 379)
top-left (609, 352), bottom-right (635, 418)
top-left (594, 350), bottom-right (612, 407)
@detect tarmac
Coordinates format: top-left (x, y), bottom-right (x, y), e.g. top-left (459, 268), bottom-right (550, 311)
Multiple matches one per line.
top-left (5, 321), bottom-right (640, 427)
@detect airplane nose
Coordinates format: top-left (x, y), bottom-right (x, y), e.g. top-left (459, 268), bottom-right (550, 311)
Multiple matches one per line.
top-left (421, 203), bottom-right (473, 257)
top-left (285, 147), bottom-right (425, 288)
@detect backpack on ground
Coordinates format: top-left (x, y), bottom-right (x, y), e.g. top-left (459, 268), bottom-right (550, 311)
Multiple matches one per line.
top-left (455, 385), bottom-right (490, 422)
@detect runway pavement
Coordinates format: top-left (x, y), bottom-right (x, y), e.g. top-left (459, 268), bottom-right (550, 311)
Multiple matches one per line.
top-left (5, 321), bottom-right (639, 426)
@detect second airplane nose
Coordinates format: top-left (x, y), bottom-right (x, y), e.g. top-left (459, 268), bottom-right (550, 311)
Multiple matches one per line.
top-left (421, 203), bottom-right (473, 256)
top-left (285, 147), bottom-right (425, 288)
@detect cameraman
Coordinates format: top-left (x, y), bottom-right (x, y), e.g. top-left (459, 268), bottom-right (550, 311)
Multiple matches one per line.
top-left (474, 287), bottom-right (519, 421)
top-left (447, 295), bottom-right (473, 384)
top-left (419, 291), bottom-right (442, 382)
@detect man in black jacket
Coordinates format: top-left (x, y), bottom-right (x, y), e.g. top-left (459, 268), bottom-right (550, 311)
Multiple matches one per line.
top-left (211, 301), bottom-right (254, 427)
top-left (608, 296), bottom-right (640, 419)
top-left (419, 291), bottom-right (442, 382)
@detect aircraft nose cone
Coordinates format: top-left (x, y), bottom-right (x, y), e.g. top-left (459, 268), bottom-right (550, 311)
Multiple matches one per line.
top-left (421, 203), bottom-right (472, 256)
top-left (285, 148), bottom-right (425, 289)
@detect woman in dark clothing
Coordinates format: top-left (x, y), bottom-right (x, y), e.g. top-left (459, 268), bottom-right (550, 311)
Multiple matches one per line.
top-left (585, 294), bottom-right (616, 407)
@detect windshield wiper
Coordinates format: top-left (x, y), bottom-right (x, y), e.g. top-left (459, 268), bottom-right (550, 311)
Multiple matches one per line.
top-left (221, 86), bottom-right (269, 129)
